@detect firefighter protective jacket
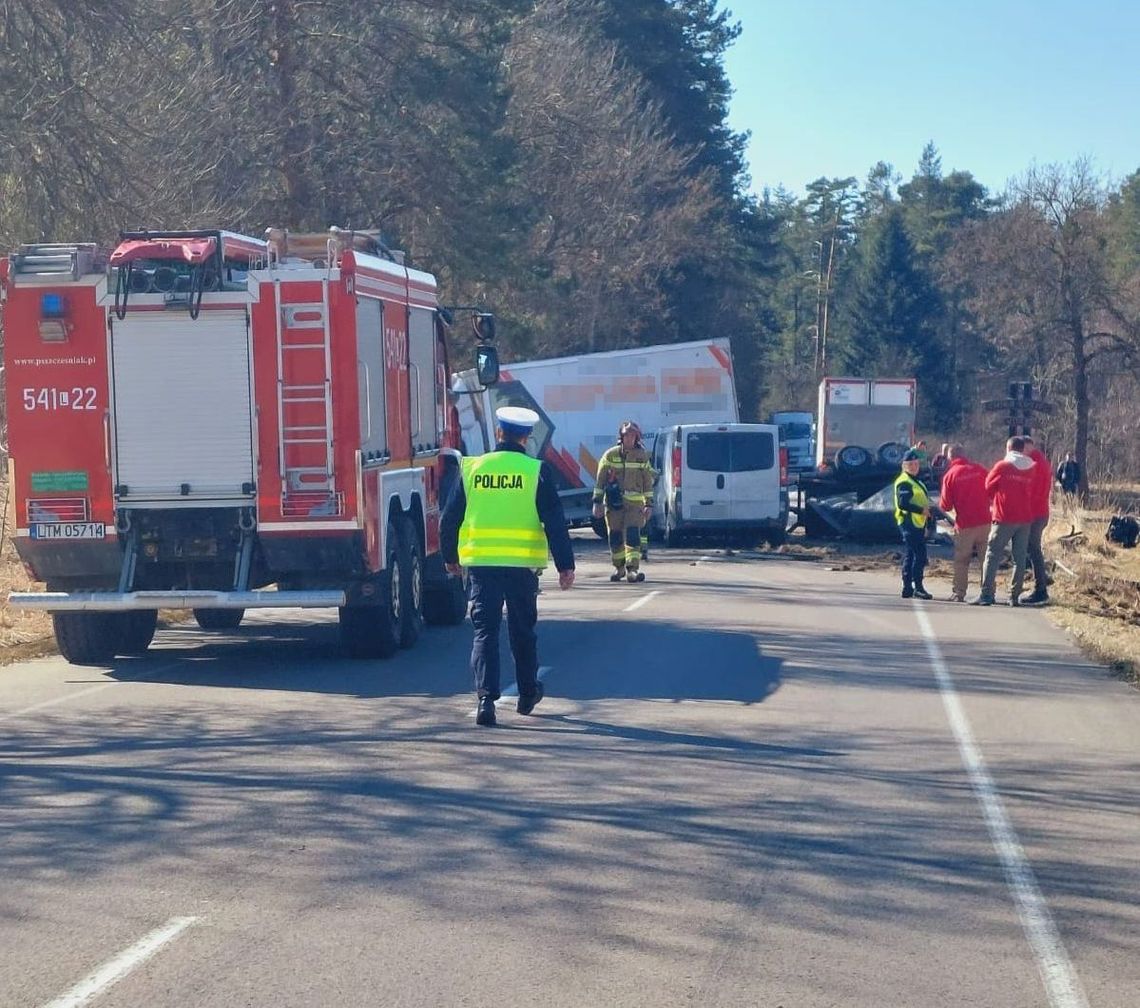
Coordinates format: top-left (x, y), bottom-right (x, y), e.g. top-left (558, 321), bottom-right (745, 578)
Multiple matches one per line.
top-left (593, 444), bottom-right (654, 510)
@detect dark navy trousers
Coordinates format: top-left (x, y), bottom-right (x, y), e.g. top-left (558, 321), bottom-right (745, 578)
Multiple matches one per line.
top-left (899, 524), bottom-right (928, 588)
top-left (468, 567), bottom-right (540, 701)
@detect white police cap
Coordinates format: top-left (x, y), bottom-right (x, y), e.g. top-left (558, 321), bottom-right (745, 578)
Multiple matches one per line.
top-left (495, 406), bottom-right (539, 431)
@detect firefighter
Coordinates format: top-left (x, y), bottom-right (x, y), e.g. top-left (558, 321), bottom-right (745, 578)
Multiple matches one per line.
top-left (441, 407), bottom-right (576, 728)
top-left (592, 420), bottom-right (654, 582)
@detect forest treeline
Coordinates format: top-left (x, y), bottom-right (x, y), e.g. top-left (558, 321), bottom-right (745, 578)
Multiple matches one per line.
top-left (2, 0), bottom-right (1138, 486)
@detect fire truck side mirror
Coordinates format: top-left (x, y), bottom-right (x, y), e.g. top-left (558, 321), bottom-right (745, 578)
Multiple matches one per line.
top-left (472, 312), bottom-right (496, 342)
top-left (476, 344), bottom-right (500, 387)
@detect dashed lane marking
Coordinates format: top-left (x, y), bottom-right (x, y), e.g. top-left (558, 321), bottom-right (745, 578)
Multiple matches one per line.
top-left (41, 916), bottom-right (199, 1008)
top-left (915, 607), bottom-right (1089, 1008)
top-left (470, 667), bottom-right (551, 715)
top-left (623, 590), bottom-right (660, 613)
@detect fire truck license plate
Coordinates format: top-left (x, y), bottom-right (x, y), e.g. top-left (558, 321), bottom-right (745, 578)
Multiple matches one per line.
top-left (30, 522), bottom-right (106, 540)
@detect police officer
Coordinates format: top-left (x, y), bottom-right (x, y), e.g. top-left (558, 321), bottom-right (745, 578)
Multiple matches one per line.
top-left (441, 406), bottom-right (576, 728)
top-left (592, 420), bottom-right (654, 582)
top-left (894, 449), bottom-right (933, 600)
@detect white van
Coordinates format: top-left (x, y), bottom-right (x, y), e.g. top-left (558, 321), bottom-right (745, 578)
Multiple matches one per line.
top-left (648, 423), bottom-right (789, 548)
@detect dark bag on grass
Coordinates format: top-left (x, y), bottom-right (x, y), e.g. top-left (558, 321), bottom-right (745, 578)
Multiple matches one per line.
top-left (1106, 515), bottom-right (1139, 549)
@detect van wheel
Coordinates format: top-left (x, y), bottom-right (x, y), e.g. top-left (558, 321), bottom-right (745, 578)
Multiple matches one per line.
top-left (340, 519), bottom-right (401, 659)
top-left (394, 514), bottom-right (424, 649)
top-left (118, 610), bottom-right (158, 654)
top-left (193, 608), bottom-right (244, 631)
top-left (664, 509), bottom-right (683, 547)
top-left (52, 612), bottom-right (122, 666)
top-left (765, 528), bottom-right (787, 548)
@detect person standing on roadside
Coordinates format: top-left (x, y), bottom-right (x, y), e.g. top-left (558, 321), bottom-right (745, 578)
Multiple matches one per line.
top-left (441, 406), bottom-right (576, 728)
top-left (1021, 436), bottom-right (1052, 606)
top-left (972, 435), bottom-right (1036, 607)
top-left (937, 444), bottom-right (991, 602)
top-left (894, 449), bottom-right (933, 599)
top-left (592, 420), bottom-right (654, 583)
top-left (1055, 453), bottom-right (1082, 497)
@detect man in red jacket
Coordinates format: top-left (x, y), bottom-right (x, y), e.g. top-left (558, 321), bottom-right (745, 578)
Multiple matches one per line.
top-left (938, 444), bottom-right (990, 602)
top-left (972, 435), bottom-right (1037, 606)
top-left (1021, 435), bottom-right (1051, 605)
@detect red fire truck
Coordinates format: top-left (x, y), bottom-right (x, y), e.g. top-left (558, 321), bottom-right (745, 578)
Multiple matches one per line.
top-left (1, 227), bottom-right (496, 664)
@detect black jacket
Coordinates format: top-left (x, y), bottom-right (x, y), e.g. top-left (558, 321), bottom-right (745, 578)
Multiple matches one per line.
top-left (440, 442), bottom-right (576, 572)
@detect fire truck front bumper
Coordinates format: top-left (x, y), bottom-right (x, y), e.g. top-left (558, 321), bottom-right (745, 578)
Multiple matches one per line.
top-left (8, 590), bottom-right (347, 612)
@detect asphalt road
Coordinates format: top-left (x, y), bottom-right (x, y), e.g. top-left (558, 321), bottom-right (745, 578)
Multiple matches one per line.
top-left (2, 533), bottom-right (1138, 1008)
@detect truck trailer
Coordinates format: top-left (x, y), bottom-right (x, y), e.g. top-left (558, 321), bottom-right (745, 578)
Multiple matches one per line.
top-left (794, 377), bottom-right (918, 536)
top-left (1, 227), bottom-right (490, 664)
top-left (453, 338), bottom-right (740, 526)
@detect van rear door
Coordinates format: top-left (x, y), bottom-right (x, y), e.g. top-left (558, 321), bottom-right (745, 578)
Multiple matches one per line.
top-left (682, 425), bottom-right (779, 523)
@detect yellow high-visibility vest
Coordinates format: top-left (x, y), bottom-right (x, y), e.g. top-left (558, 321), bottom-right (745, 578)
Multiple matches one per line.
top-left (894, 471), bottom-right (929, 528)
top-left (458, 452), bottom-right (548, 568)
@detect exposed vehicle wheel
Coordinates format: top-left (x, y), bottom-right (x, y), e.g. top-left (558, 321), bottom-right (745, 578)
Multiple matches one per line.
top-left (877, 441), bottom-right (907, 467)
top-left (339, 518), bottom-right (400, 659)
top-left (394, 513), bottom-right (424, 649)
top-left (193, 608), bottom-right (244, 631)
top-left (836, 444), bottom-right (873, 472)
top-left (664, 508), bottom-right (683, 547)
top-left (423, 571), bottom-right (468, 626)
top-left (52, 612), bottom-right (122, 666)
top-left (117, 610), bottom-right (158, 654)
top-left (765, 528), bottom-right (788, 548)
top-left (591, 516), bottom-right (607, 538)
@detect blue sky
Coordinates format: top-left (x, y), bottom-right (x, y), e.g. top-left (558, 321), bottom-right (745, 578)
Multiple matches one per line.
top-left (722, 0), bottom-right (1140, 197)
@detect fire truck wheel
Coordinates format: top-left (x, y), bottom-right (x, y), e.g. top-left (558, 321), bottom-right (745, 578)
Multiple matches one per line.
top-left (423, 571), bottom-right (468, 626)
top-left (193, 608), bottom-right (245, 631)
top-left (117, 610), bottom-right (158, 654)
top-left (339, 519), bottom-right (401, 659)
top-left (394, 514), bottom-right (424, 649)
top-left (52, 612), bottom-right (122, 666)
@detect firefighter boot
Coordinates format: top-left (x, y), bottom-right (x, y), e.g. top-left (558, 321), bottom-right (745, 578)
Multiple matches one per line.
top-left (610, 568), bottom-right (626, 582)
top-left (627, 569), bottom-right (645, 583)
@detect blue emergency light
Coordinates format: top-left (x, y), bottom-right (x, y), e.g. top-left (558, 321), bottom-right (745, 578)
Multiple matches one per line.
top-left (41, 292), bottom-right (66, 318)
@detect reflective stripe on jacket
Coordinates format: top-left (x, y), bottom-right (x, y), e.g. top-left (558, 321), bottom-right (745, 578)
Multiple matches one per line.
top-left (592, 444), bottom-right (654, 507)
top-left (458, 452), bottom-right (548, 567)
top-left (894, 471), bottom-right (929, 529)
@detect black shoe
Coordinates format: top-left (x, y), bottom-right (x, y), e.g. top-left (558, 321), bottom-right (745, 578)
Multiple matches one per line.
top-left (901, 586), bottom-right (914, 598)
top-left (1023, 591), bottom-right (1049, 606)
top-left (969, 594), bottom-right (995, 606)
top-left (1008, 595), bottom-right (1021, 608)
top-left (610, 570), bottom-right (626, 582)
top-left (912, 586), bottom-right (933, 600)
top-left (475, 697), bottom-right (497, 727)
top-left (517, 681), bottom-right (545, 716)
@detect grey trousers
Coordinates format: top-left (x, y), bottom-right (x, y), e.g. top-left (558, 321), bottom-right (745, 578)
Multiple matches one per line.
top-left (1027, 516), bottom-right (1048, 592)
top-left (980, 522), bottom-right (1030, 598)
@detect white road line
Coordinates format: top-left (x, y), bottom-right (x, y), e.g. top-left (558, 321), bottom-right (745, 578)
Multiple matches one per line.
top-left (469, 667), bottom-right (550, 714)
top-left (41, 916), bottom-right (198, 1008)
top-left (914, 608), bottom-right (1089, 1008)
top-left (623, 590), bottom-right (660, 613)
top-left (1, 683), bottom-right (115, 721)
top-left (2, 660), bottom-right (186, 722)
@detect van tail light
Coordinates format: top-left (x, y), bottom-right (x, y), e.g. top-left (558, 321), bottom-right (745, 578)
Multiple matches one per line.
top-left (779, 447), bottom-right (789, 486)
top-left (671, 444), bottom-right (682, 488)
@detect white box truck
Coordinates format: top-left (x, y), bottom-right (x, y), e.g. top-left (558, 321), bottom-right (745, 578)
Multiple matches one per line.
top-left (453, 338), bottom-right (739, 525)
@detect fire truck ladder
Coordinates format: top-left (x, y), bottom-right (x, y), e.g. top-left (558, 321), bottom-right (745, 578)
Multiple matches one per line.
top-left (275, 281), bottom-right (338, 512)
